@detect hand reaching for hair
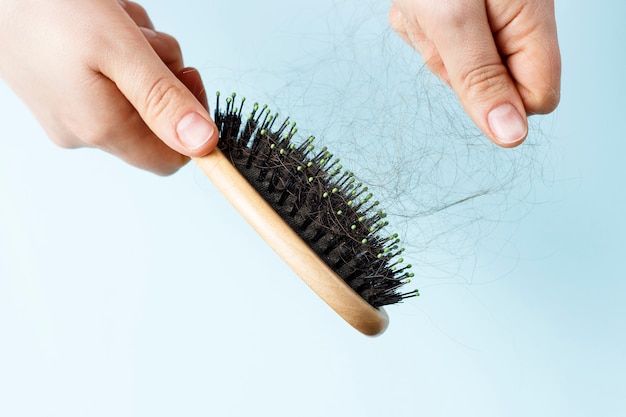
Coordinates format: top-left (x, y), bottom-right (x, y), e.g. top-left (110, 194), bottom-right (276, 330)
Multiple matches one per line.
top-left (0, 0), bottom-right (217, 175)
top-left (388, 0), bottom-right (561, 147)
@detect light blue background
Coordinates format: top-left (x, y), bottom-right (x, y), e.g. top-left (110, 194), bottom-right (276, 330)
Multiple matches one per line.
top-left (1, 1), bottom-right (624, 416)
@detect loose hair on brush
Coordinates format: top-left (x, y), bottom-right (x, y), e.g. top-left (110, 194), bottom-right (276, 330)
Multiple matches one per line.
top-left (214, 92), bottom-right (419, 308)
top-left (194, 91), bottom-right (420, 336)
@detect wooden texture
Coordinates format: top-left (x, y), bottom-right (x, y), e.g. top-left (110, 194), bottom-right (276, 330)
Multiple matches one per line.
top-left (193, 150), bottom-right (389, 336)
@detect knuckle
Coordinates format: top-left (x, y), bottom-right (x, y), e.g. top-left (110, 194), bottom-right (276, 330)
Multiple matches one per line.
top-left (162, 34), bottom-right (181, 53)
top-left (45, 125), bottom-right (86, 149)
top-left (459, 63), bottom-right (512, 101)
top-left (153, 155), bottom-right (189, 176)
top-left (78, 128), bottom-right (111, 149)
top-left (432, 1), bottom-right (472, 29)
top-left (159, 34), bottom-right (184, 68)
top-left (49, 136), bottom-right (81, 150)
top-left (71, 115), bottom-right (128, 150)
top-left (143, 76), bottom-right (179, 121)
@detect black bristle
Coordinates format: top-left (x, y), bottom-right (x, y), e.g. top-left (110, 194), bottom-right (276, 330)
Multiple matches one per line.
top-left (215, 92), bottom-right (419, 308)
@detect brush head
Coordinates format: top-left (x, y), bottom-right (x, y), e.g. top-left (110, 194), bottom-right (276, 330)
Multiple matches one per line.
top-left (214, 92), bottom-right (418, 308)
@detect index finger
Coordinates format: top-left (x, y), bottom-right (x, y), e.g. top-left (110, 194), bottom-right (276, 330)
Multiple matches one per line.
top-left (490, 0), bottom-right (561, 114)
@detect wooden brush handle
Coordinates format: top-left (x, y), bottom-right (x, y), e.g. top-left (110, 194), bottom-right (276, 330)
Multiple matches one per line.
top-left (193, 149), bottom-right (389, 336)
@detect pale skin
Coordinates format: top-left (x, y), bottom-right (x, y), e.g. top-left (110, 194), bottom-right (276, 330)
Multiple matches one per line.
top-left (388, 0), bottom-right (561, 148)
top-left (0, 0), bottom-right (561, 175)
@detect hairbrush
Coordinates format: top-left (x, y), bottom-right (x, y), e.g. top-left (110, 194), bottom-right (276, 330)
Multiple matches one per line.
top-left (193, 92), bottom-right (418, 336)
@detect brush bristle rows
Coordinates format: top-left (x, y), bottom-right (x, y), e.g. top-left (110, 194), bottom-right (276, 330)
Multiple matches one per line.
top-left (214, 92), bottom-right (419, 308)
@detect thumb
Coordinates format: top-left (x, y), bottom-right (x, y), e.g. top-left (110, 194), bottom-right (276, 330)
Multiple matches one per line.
top-left (423, 9), bottom-right (528, 147)
top-left (98, 23), bottom-right (218, 156)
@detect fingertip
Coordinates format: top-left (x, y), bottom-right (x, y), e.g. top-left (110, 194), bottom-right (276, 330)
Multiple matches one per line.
top-left (521, 81), bottom-right (561, 116)
top-left (174, 67), bottom-right (217, 156)
top-left (193, 120), bottom-right (219, 157)
top-left (486, 103), bottom-right (528, 148)
top-left (175, 112), bottom-right (219, 156)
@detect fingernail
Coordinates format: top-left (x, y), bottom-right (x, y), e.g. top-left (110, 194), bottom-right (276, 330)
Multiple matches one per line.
top-left (116, 0), bottom-right (127, 8)
top-left (176, 113), bottom-right (213, 151)
top-left (487, 104), bottom-right (527, 146)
